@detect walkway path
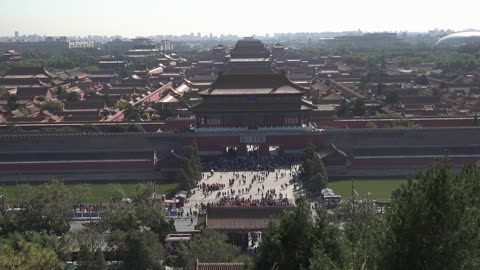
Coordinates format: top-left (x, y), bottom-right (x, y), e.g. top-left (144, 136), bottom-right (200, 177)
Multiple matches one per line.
top-left (184, 164), bottom-right (302, 209)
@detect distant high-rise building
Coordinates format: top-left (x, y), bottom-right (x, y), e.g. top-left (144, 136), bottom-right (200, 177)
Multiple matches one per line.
top-left (159, 40), bottom-right (174, 51)
top-left (320, 32), bottom-right (402, 48)
top-left (68, 41), bottom-right (95, 49)
top-left (104, 38), bottom-right (153, 53)
top-left (14, 31), bottom-right (19, 38)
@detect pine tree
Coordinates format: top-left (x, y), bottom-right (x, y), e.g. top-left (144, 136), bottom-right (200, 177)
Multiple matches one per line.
top-left (180, 143), bottom-right (202, 190)
top-left (77, 245), bottom-right (95, 270)
top-left (302, 141), bottom-right (328, 193)
top-left (378, 162), bottom-right (480, 269)
top-left (93, 248), bottom-right (107, 270)
top-left (177, 168), bottom-right (192, 190)
top-left (255, 197), bottom-right (348, 270)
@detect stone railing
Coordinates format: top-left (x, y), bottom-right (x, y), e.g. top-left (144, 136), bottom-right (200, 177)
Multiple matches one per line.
top-left (194, 126), bottom-right (249, 132)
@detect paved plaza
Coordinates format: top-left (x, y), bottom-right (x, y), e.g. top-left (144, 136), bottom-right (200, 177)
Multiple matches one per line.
top-left (184, 164), bottom-right (302, 210)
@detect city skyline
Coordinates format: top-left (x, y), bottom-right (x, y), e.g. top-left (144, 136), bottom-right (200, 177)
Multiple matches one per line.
top-left (1, 0), bottom-right (479, 37)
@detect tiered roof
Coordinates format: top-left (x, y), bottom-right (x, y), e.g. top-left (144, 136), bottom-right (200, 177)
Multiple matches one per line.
top-left (198, 72), bottom-right (306, 96)
top-left (0, 66), bottom-right (56, 86)
top-left (201, 206), bottom-right (293, 230)
top-left (191, 38), bottom-right (316, 115)
top-left (16, 86), bottom-right (50, 100)
top-left (229, 37), bottom-right (270, 59)
top-left (1, 66), bottom-right (55, 78)
top-left (191, 101), bottom-right (314, 113)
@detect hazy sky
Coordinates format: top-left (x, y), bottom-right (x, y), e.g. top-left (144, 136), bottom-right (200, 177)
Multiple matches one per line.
top-left (1, 0), bottom-right (479, 37)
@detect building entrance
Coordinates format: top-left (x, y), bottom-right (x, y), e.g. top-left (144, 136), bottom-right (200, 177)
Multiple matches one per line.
top-left (225, 146), bottom-right (238, 158)
top-left (246, 144), bottom-right (260, 158)
top-left (269, 145), bottom-right (281, 157)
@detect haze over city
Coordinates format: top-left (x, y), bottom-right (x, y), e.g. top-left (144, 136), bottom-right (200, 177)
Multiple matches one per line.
top-left (2, 1), bottom-right (480, 269)
top-left (1, 0), bottom-right (480, 37)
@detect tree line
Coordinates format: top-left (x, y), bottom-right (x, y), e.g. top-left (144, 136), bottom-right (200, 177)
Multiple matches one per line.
top-left (177, 143), bottom-right (202, 191)
top-left (253, 160), bottom-right (480, 270)
top-left (0, 180), bottom-right (176, 269)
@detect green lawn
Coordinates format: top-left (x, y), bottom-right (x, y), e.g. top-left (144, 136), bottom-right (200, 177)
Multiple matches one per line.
top-left (328, 180), bottom-right (408, 203)
top-left (0, 183), bottom-right (179, 204)
top-left (0, 180), bottom-right (403, 204)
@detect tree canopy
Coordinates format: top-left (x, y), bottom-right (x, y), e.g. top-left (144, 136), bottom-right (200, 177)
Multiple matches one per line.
top-left (336, 99), bottom-right (367, 117)
top-left (0, 240), bottom-right (64, 270)
top-left (177, 143), bottom-right (202, 190)
top-left (254, 160), bottom-right (480, 270)
top-left (255, 197), bottom-right (348, 270)
top-left (98, 182), bottom-right (175, 269)
top-left (41, 101), bottom-right (64, 113)
top-left (302, 141), bottom-right (328, 194)
top-left (6, 94), bottom-right (19, 112)
top-left (378, 161), bottom-right (480, 269)
top-left (176, 230), bottom-right (246, 269)
top-left (66, 91), bottom-right (81, 102)
top-left (0, 179), bottom-right (74, 236)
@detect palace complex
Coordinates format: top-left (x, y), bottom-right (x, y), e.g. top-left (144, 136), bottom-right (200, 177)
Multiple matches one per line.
top-left (1, 38), bottom-right (480, 182)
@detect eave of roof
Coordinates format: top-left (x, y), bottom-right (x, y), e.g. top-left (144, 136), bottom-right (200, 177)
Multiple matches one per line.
top-left (198, 71), bottom-right (307, 96)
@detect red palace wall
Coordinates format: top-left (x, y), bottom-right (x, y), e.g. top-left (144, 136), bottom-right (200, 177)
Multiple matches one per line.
top-left (351, 156), bottom-right (480, 167)
top-left (185, 135), bottom-right (242, 153)
top-left (186, 133), bottom-right (325, 156)
top-left (266, 134), bottom-right (324, 150)
top-left (134, 119), bottom-right (194, 132)
top-left (215, 115), bottom-right (292, 128)
top-left (0, 160), bottom-right (153, 172)
top-left (315, 118), bottom-right (473, 129)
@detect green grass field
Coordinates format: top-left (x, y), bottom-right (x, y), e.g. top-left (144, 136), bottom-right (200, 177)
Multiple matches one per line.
top-left (1, 183), bottom-right (179, 204)
top-left (328, 180), bottom-right (408, 202)
top-left (0, 180), bottom-right (404, 204)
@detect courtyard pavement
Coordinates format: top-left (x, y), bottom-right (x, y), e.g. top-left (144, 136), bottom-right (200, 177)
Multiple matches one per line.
top-left (184, 165), bottom-right (301, 209)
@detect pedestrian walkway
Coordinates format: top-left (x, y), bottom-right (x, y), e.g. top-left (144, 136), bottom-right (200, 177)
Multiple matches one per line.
top-left (184, 164), bottom-right (301, 210)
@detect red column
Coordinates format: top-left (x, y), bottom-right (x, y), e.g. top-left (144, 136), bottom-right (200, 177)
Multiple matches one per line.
top-left (238, 144), bottom-right (247, 157)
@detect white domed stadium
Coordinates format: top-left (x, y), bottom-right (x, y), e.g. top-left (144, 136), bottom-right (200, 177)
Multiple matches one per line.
top-left (436, 31), bottom-right (480, 46)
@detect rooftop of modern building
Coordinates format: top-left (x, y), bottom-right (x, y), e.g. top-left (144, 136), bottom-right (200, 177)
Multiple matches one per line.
top-left (436, 31), bottom-right (480, 46)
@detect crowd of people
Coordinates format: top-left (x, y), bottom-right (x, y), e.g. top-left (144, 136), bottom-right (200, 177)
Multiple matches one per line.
top-left (74, 203), bottom-right (105, 213)
top-left (198, 182), bottom-right (226, 197)
top-left (195, 196), bottom-right (293, 210)
top-left (184, 155), bottom-right (303, 214)
top-left (203, 155), bottom-right (302, 173)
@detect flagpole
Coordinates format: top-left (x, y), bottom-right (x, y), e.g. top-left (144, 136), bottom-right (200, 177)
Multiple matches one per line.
top-left (351, 178), bottom-right (355, 204)
top-left (351, 178), bottom-right (355, 258)
top-left (153, 147), bottom-right (158, 167)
